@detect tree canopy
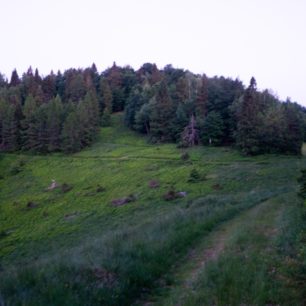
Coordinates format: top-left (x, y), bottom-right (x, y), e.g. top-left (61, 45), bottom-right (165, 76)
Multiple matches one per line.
top-left (0, 64), bottom-right (304, 155)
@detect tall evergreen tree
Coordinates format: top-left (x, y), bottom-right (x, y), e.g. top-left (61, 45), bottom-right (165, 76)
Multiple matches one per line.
top-left (9, 69), bottom-right (20, 87)
top-left (61, 110), bottom-right (81, 153)
top-left (259, 103), bottom-right (285, 153)
top-left (84, 90), bottom-right (100, 132)
top-left (199, 111), bottom-right (224, 145)
top-left (171, 102), bottom-right (189, 141)
top-left (121, 66), bottom-right (137, 102)
top-left (22, 67), bottom-right (40, 100)
top-left (0, 73), bottom-right (7, 88)
top-left (22, 95), bottom-right (39, 151)
top-left (134, 102), bottom-right (152, 134)
top-left (34, 68), bottom-right (42, 85)
top-left (124, 86), bottom-right (147, 128)
top-left (56, 70), bottom-right (65, 99)
top-left (175, 76), bottom-right (189, 104)
top-left (150, 81), bottom-right (174, 141)
top-left (45, 95), bottom-right (64, 152)
top-left (235, 77), bottom-right (262, 155)
top-left (0, 101), bottom-right (19, 151)
top-left (104, 62), bottom-right (124, 111)
top-left (100, 78), bottom-right (113, 110)
top-left (74, 91), bottom-right (100, 147)
top-left (64, 69), bottom-right (87, 102)
top-left (195, 75), bottom-right (208, 118)
top-left (42, 71), bottom-right (57, 102)
top-left (31, 105), bottom-right (49, 152)
top-left (281, 101), bottom-right (303, 154)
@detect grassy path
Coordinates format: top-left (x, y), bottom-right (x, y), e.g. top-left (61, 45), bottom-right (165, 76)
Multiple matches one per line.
top-left (139, 195), bottom-right (286, 306)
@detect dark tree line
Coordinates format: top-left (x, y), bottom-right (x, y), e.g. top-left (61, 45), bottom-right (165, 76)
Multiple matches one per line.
top-left (0, 65), bottom-right (102, 153)
top-left (124, 64), bottom-right (305, 154)
top-left (0, 63), bottom-right (305, 154)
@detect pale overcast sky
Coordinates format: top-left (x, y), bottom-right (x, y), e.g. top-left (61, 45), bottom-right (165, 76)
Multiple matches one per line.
top-left (1, 0), bottom-right (306, 105)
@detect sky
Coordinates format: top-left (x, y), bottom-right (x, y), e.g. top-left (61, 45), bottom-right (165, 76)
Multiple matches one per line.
top-left (1, 0), bottom-right (306, 105)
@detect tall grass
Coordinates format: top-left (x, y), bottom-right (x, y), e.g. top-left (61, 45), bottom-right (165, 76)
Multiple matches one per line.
top-left (0, 190), bottom-right (278, 306)
top-left (181, 194), bottom-right (305, 306)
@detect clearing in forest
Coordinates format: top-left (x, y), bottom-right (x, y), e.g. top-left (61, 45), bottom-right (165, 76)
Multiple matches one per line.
top-left (0, 115), bottom-right (305, 305)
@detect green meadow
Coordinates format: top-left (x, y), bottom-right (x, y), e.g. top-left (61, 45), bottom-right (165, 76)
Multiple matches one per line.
top-left (0, 114), bottom-right (305, 305)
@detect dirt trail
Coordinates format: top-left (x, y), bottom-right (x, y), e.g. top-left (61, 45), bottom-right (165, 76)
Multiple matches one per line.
top-left (139, 196), bottom-right (284, 306)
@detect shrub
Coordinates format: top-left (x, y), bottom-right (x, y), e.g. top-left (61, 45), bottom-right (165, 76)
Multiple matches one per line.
top-left (188, 168), bottom-right (201, 183)
top-left (96, 185), bottom-right (106, 193)
top-left (9, 158), bottom-right (26, 176)
top-left (27, 201), bottom-right (38, 209)
top-left (181, 152), bottom-right (190, 161)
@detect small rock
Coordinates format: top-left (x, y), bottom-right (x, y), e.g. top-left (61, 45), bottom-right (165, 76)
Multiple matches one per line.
top-left (64, 211), bottom-right (79, 220)
top-left (163, 189), bottom-right (178, 201)
top-left (47, 179), bottom-right (59, 191)
top-left (177, 191), bottom-right (187, 197)
top-left (148, 179), bottom-right (160, 189)
top-left (111, 194), bottom-right (136, 206)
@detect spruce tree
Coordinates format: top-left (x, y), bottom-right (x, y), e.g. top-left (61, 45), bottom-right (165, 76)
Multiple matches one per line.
top-left (175, 76), bottom-right (189, 104)
top-left (21, 95), bottom-right (39, 150)
top-left (0, 99), bottom-right (19, 151)
top-left (199, 111), bottom-right (224, 145)
top-left (150, 81), bottom-right (174, 141)
top-left (105, 62), bottom-right (124, 111)
top-left (9, 69), bottom-right (20, 87)
top-left (84, 90), bottom-right (100, 133)
top-left (64, 70), bottom-right (87, 102)
top-left (172, 102), bottom-right (189, 141)
top-left (135, 102), bottom-right (152, 134)
top-left (22, 66), bottom-right (40, 100)
top-left (100, 78), bottom-right (113, 125)
top-left (37, 106), bottom-right (49, 152)
top-left (124, 86), bottom-right (146, 128)
top-left (61, 110), bottom-right (81, 153)
top-left (281, 101), bottom-right (303, 154)
top-left (45, 95), bottom-right (64, 152)
top-left (42, 71), bottom-right (57, 102)
top-left (195, 75), bottom-right (208, 118)
top-left (0, 73), bottom-right (7, 88)
top-left (235, 77), bottom-right (262, 155)
top-left (75, 91), bottom-right (100, 148)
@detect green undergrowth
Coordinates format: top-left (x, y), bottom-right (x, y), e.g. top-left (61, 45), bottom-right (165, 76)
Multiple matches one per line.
top-left (0, 114), bottom-right (305, 305)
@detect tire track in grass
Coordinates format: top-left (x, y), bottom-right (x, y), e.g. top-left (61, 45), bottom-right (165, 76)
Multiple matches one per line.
top-left (138, 195), bottom-right (285, 306)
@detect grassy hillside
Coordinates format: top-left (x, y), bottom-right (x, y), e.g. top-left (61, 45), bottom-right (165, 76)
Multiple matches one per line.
top-left (0, 114), bottom-right (305, 305)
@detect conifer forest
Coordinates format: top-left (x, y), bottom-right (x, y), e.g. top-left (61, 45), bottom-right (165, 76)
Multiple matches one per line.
top-left (0, 63), bottom-right (305, 155)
